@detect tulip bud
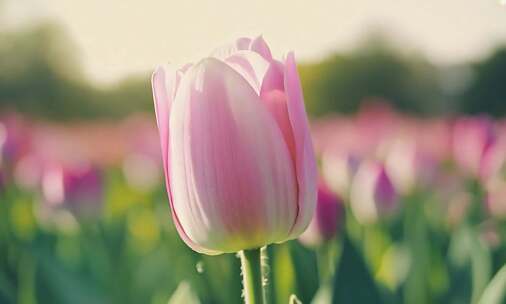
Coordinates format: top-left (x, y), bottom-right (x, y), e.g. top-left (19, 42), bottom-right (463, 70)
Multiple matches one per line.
top-left (299, 182), bottom-right (344, 247)
top-left (385, 138), bottom-right (437, 195)
top-left (152, 36), bottom-right (317, 255)
top-left (453, 116), bottom-right (496, 178)
top-left (122, 118), bottom-right (162, 191)
top-left (350, 161), bottom-right (399, 224)
top-left (321, 151), bottom-right (360, 198)
top-left (42, 163), bottom-right (103, 218)
top-left (479, 140), bottom-right (505, 183)
top-left (0, 114), bottom-right (32, 166)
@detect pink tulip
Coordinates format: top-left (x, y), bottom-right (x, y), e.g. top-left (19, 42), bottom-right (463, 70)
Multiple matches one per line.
top-left (453, 116), bottom-right (496, 178)
top-left (350, 161), bottom-right (399, 224)
top-left (385, 137), bottom-right (437, 195)
top-left (121, 116), bottom-right (162, 191)
top-left (152, 36), bottom-right (317, 255)
top-left (479, 140), bottom-right (505, 183)
top-left (321, 150), bottom-right (360, 198)
top-left (42, 162), bottom-right (103, 218)
top-left (299, 182), bottom-right (344, 247)
top-left (0, 114), bottom-right (33, 166)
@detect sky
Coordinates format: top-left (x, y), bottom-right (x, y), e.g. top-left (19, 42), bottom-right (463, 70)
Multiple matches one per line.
top-left (3, 0), bottom-right (506, 84)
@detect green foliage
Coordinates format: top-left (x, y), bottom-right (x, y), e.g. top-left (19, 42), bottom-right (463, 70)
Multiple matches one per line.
top-left (1, 23), bottom-right (506, 120)
top-left (299, 36), bottom-right (444, 117)
top-left (0, 23), bottom-right (151, 120)
top-left (477, 264), bottom-right (506, 304)
top-left (460, 47), bottom-right (506, 117)
top-left (332, 233), bottom-right (383, 304)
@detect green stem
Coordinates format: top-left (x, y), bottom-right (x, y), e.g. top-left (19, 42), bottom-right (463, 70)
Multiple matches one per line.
top-left (260, 247), bottom-right (272, 304)
top-left (316, 243), bottom-right (330, 283)
top-left (240, 248), bottom-right (264, 304)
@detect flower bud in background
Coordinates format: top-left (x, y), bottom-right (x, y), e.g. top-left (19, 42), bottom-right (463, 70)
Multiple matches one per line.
top-left (479, 140), bottom-right (505, 183)
top-left (13, 154), bottom-right (44, 191)
top-left (152, 36), bottom-right (317, 255)
top-left (321, 150), bottom-right (360, 199)
top-left (42, 162), bottom-right (103, 219)
top-left (0, 114), bottom-right (33, 167)
top-left (299, 182), bottom-right (344, 247)
top-left (350, 161), bottom-right (399, 225)
top-left (484, 178), bottom-right (506, 219)
top-left (121, 116), bottom-right (162, 191)
top-left (452, 116), bottom-right (496, 178)
top-left (385, 138), bottom-right (437, 195)
top-left (0, 166), bottom-right (5, 193)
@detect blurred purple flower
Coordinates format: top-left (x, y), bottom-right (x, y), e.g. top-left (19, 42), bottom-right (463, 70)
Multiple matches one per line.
top-left (385, 137), bottom-right (437, 194)
top-left (0, 114), bottom-right (33, 166)
top-left (42, 162), bottom-right (103, 218)
top-left (299, 182), bottom-right (344, 247)
top-left (350, 161), bottom-right (399, 224)
top-left (321, 150), bottom-right (361, 198)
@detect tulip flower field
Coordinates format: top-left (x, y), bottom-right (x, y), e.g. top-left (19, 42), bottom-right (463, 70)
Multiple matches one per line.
top-left (1, 103), bottom-right (505, 304)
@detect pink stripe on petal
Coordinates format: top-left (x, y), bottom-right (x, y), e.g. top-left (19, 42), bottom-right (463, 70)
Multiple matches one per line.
top-left (283, 52), bottom-right (318, 239)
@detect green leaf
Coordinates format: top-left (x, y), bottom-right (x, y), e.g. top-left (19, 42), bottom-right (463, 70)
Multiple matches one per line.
top-left (477, 264), bottom-right (506, 304)
top-left (332, 233), bottom-right (383, 304)
top-left (289, 242), bottom-right (319, 303)
top-left (36, 251), bottom-right (106, 304)
top-left (275, 244), bottom-right (296, 304)
top-left (470, 231), bottom-right (492, 304)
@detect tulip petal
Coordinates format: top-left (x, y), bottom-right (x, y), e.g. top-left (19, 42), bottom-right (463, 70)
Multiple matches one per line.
top-left (283, 52), bottom-right (318, 239)
top-left (152, 64), bottom-right (193, 172)
top-left (224, 50), bottom-right (270, 95)
top-left (153, 65), bottom-right (219, 255)
top-left (211, 37), bottom-right (252, 58)
top-left (152, 65), bottom-right (175, 172)
top-left (250, 35), bottom-right (273, 61)
top-left (262, 90), bottom-right (296, 162)
top-left (169, 58), bottom-right (298, 253)
top-left (260, 60), bottom-right (285, 96)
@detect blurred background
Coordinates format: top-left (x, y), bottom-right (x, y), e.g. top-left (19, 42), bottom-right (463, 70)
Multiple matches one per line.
top-left (1, 0), bottom-right (506, 303)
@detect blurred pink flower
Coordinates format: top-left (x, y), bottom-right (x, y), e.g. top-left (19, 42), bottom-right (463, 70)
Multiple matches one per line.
top-left (42, 162), bottom-right (103, 218)
top-left (321, 150), bottom-right (361, 199)
top-left (385, 137), bottom-right (437, 194)
top-left (152, 36), bottom-right (317, 255)
top-left (299, 182), bottom-right (344, 247)
top-left (452, 116), bottom-right (496, 178)
top-left (479, 139), bottom-right (505, 183)
top-left (121, 115), bottom-right (162, 191)
top-left (350, 160), bottom-right (399, 224)
top-left (0, 113), bottom-right (33, 166)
